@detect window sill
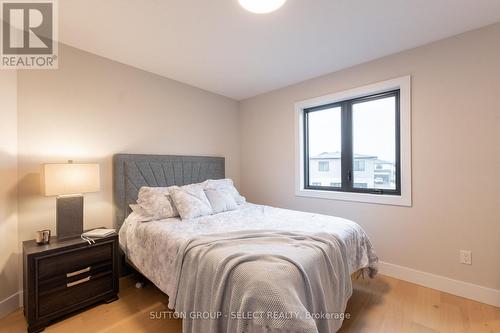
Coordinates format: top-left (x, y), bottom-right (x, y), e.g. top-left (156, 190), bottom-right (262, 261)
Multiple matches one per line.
top-left (295, 188), bottom-right (412, 207)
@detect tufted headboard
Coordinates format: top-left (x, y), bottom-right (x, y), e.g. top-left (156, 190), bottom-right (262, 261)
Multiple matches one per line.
top-left (113, 154), bottom-right (225, 229)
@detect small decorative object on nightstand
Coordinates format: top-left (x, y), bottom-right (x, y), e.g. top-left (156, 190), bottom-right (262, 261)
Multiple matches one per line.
top-left (23, 231), bottom-right (119, 333)
top-left (42, 161), bottom-right (100, 239)
top-left (35, 230), bottom-right (51, 245)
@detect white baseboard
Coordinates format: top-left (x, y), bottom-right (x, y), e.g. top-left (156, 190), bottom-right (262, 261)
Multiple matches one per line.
top-left (0, 291), bottom-right (22, 319)
top-left (378, 261), bottom-right (500, 308)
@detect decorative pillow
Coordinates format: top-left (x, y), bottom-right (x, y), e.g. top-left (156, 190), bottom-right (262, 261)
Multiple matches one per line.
top-left (204, 179), bottom-right (246, 204)
top-left (136, 186), bottom-right (179, 220)
top-left (170, 184), bottom-right (213, 219)
top-left (204, 188), bottom-right (238, 214)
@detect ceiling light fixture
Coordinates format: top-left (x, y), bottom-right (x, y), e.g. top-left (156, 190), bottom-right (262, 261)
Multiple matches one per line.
top-left (239, 0), bottom-right (287, 14)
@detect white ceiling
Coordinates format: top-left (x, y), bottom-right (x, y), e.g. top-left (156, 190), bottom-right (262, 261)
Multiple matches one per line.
top-left (60, 0), bottom-right (500, 100)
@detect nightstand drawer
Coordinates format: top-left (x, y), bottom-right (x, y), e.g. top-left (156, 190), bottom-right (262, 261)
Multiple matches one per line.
top-left (38, 271), bottom-right (113, 318)
top-left (38, 242), bottom-right (113, 280)
top-left (38, 261), bottom-right (112, 292)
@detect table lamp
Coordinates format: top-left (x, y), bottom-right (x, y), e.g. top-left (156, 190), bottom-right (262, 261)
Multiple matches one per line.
top-left (43, 161), bottom-right (100, 239)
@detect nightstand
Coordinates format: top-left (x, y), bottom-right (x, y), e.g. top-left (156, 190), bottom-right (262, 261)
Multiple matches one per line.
top-left (23, 233), bottom-right (119, 333)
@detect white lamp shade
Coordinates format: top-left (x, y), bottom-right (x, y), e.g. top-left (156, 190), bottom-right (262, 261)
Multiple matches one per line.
top-left (43, 163), bottom-right (100, 196)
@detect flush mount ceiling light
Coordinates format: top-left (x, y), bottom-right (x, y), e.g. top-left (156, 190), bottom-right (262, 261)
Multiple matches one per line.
top-left (239, 0), bottom-right (287, 14)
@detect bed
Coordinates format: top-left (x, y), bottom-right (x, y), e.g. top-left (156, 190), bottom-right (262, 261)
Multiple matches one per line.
top-left (114, 154), bottom-right (378, 333)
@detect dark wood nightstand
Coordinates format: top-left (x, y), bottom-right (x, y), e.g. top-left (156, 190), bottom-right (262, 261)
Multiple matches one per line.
top-left (23, 233), bottom-right (119, 333)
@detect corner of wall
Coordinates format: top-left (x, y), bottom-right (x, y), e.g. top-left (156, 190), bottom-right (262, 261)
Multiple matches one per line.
top-left (0, 69), bottom-right (21, 318)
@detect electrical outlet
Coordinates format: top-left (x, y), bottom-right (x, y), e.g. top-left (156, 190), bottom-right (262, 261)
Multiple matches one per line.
top-left (460, 250), bottom-right (472, 265)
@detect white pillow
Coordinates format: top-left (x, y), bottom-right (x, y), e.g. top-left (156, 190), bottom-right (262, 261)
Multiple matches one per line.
top-left (129, 204), bottom-right (155, 222)
top-left (204, 188), bottom-right (237, 214)
top-left (204, 179), bottom-right (246, 204)
top-left (136, 186), bottom-right (179, 220)
top-left (170, 184), bottom-right (213, 219)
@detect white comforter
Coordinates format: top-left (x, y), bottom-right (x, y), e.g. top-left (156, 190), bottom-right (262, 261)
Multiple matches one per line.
top-left (119, 203), bottom-right (378, 333)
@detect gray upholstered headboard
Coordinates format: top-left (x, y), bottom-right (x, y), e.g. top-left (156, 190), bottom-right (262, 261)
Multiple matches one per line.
top-left (113, 154), bottom-right (225, 228)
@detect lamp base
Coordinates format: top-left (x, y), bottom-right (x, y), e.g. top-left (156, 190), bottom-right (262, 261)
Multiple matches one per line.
top-left (56, 195), bottom-right (84, 239)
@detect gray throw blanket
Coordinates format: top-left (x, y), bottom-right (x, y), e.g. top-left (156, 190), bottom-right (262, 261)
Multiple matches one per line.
top-left (170, 230), bottom-right (374, 333)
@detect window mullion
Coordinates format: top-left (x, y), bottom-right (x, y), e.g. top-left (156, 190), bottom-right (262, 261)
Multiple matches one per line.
top-left (341, 101), bottom-right (353, 191)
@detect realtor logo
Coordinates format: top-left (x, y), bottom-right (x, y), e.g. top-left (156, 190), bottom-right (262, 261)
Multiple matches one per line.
top-left (1, 0), bottom-right (58, 69)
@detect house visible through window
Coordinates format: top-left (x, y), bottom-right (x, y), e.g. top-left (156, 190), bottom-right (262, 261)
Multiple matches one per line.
top-left (304, 90), bottom-right (401, 195)
top-left (318, 161), bottom-right (329, 172)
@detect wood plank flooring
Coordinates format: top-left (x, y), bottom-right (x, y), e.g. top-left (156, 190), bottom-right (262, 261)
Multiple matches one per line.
top-left (1, 274), bottom-right (498, 333)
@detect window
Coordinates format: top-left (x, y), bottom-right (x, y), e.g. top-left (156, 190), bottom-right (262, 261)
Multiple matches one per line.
top-left (318, 161), bottom-right (329, 172)
top-left (306, 106), bottom-right (341, 187)
top-left (304, 90), bottom-right (400, 194)
top-left (295, 76), bottom-right (411, 206)
top-left (353, 160), bottom-right (365, 172)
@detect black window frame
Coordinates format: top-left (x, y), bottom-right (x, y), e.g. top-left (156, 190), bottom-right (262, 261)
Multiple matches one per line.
top-left (303, 89), bottom-right (401, 196)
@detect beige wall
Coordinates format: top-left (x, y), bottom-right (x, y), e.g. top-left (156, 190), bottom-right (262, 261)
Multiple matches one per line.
top-left (0, 71), bottom-right (19, 309)
top-left (239, 23), bottom-right (500, 290)
top-left (16, 43), bottom-right (240, 245)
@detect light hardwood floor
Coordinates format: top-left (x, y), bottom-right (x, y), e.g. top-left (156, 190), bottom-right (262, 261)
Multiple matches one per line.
top-left (1, 274), bottom-right (498, 333)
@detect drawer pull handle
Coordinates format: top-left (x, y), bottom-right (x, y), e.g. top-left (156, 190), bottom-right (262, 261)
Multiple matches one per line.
top-left (66, 266), bottom-right (91, 278)
top-left (67, 276), bottom-right (91, 288)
